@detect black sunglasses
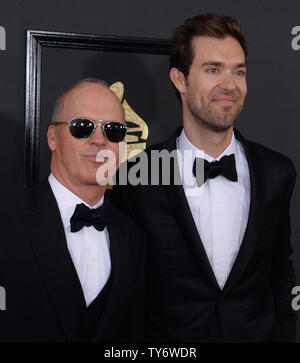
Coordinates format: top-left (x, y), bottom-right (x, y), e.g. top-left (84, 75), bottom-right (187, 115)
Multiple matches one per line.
top-left (52, 118), bottom-right (127, 142)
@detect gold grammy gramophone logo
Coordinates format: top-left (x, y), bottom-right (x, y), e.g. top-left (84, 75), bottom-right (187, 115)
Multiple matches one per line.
top-left (109, 81), bottom-right (149, 159)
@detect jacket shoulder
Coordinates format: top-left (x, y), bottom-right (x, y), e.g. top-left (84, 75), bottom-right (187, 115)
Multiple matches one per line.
top-left (246, 139), bottom-right (296, 177)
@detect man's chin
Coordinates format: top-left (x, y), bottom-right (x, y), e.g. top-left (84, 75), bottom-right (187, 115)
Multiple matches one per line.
top-left (203, 115), bottom-right (235, 133)
top-left (79, 171), bottom-right (102, 186)
top-left (85, 178), bottom-right (102, 186)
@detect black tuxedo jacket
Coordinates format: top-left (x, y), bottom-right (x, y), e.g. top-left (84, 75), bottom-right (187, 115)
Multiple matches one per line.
top-left (0, 180), bottom-right (145, 343)
top-left (113, 127), bottom-right (297, 343)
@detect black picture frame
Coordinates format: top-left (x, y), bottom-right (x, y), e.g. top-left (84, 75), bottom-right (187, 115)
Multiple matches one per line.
top-left (25, 29), bottom-right (170, 187)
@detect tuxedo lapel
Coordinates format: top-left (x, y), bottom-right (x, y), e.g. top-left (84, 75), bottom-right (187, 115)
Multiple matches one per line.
top-left (18, 180), bottom-right (86, 342)
top-left (162, 128), bottom-right (220, 290)
top-left (222, 129), bottom-right (266, 294)
top-left (91, 203), bottom-right (137, 341)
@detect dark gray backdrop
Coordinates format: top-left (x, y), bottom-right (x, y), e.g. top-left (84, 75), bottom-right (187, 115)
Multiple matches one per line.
top-left (0, 0), bottom-right (299, 341)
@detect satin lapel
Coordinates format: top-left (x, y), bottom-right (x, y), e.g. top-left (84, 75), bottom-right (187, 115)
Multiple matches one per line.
top-left (18, 180), bottom-right (86, 342)
top-left (222, 129), bottom-right (265, 295)
top-left (162, 127), bottom-right (220, 289)
top-left (91, 204), bottom-right (135, 341)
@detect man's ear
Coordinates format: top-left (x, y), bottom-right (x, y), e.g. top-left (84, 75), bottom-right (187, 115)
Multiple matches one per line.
top-left (47, 125), bottom-right (56, 151)
top-left (169, 67), bottom-right (187, 95)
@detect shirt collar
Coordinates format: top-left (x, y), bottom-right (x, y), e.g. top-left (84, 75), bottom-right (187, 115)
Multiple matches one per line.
top-left (177, 128), bottom-right (237, 162)
top-left (48, 173), bottom-right (104, 230)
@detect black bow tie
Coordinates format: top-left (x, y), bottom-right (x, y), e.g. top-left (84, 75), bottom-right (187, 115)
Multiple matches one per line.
top-left (70, 202), bottom-right (110, 233)
top-left (193, 154), bottom-right (238, 187)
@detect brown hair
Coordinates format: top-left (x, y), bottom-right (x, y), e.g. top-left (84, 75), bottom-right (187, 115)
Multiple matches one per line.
top-left (170, 13), bottom-right (248, 79)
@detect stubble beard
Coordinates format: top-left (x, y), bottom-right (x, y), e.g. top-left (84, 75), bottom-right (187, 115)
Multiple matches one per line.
top-left (186, 95), bottom-right (244, 133)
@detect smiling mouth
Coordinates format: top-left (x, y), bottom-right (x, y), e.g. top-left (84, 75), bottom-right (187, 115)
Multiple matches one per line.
top-left (212, 98), bottom-right (236, 105)
top-left (83, 154), bottom-right (108, 163)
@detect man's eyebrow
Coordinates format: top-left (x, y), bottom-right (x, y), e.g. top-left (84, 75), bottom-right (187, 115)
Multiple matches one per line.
top-left (236, 63), bottom-right (247, 68)
top-left (201, 61), bottom-right (247, 68)
top-left (201, 61), bottom-right (223, 67)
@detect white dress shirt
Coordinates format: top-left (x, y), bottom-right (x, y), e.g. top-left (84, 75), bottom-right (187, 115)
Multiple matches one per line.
top-left (176, 129), bottom-right (250, 289)
top-left (48, 173), bottom-right (111, 306)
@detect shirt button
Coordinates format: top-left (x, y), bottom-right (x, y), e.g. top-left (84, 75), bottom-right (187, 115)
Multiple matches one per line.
top-left (91, 259), bottom-right (95, 263)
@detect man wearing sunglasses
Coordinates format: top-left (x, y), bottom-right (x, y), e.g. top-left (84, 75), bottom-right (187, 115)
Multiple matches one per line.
top-left (0, 78), bottom-right (145, 343)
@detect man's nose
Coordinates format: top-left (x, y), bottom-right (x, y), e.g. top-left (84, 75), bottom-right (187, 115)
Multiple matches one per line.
top-left (218, 72), bottom-right (237, 92)
top-left (88, 124), bottom-right (107, 145)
